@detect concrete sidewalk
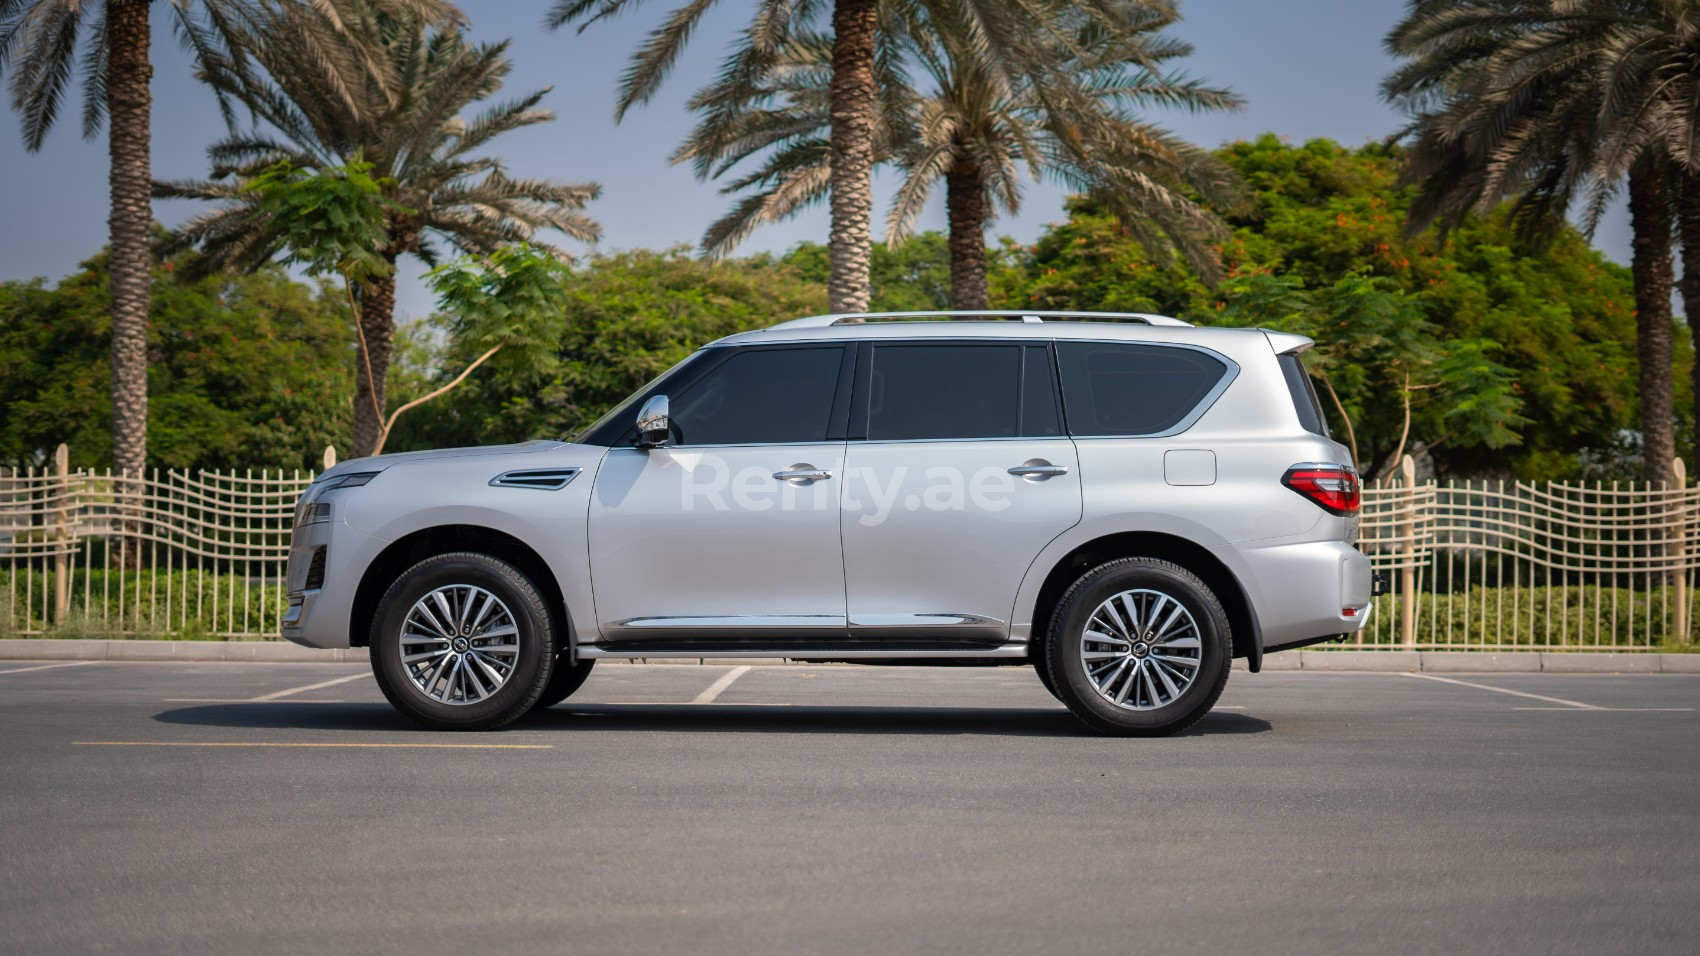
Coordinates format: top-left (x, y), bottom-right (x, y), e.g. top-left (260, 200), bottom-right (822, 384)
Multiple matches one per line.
top-left (2, 638), bottom-right (1697, 672)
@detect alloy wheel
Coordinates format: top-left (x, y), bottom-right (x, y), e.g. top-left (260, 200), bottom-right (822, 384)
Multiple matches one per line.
top-left (1078, 588), bottom-right (1203, 711)
top-left (398, 584), bottom-right (521, 705)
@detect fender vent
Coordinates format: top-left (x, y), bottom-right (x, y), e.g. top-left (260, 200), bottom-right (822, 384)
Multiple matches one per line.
top-left (489, 467), bottom-right (581, 491)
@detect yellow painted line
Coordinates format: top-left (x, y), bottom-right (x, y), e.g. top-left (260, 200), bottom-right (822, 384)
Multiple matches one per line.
top-left (73, 741), bottom-right (551, 750)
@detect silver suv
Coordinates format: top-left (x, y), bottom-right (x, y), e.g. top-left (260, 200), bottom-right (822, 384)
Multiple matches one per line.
top-left (283, 311), bottom-right (1372, 735)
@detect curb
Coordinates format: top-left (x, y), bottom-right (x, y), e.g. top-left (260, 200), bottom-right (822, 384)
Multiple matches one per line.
top-left (1, 639), bottom-right (1696, 672)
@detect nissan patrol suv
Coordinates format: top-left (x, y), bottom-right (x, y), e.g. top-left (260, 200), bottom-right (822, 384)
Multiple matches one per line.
top-left (284, 311), bottom-right (1371, 736)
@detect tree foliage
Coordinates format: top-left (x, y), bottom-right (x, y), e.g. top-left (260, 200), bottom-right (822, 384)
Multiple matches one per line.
top-left (386, 248), bottom-right (827, 450)
top-left (0, 248), bottom-right (352, 472)
top-left (1005, 135), bottom-right (1663, 479)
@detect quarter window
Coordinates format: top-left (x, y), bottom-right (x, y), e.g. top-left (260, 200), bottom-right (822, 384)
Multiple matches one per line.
top-left (1056, 342), bottom-right (1229, 436)
top-left (1278, 353), bottom-right (1331, 438)
top-left (668, 347), bottom-right (843, 445)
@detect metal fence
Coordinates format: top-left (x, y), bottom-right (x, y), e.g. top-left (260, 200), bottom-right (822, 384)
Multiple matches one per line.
top-left (3, 449), bottom-right (1697, 648)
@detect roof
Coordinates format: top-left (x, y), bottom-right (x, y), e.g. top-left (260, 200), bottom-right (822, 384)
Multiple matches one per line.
top-left (710, 310), bottom-right (1313, 354)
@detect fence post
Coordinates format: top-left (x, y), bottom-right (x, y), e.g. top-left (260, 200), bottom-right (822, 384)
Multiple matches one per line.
top-left (52, 443), bottom-right (70, 623)
top-left (1399, 454), bottom-right (1418, 650)
top-left (1674, 457), bottom-right (1688, 645)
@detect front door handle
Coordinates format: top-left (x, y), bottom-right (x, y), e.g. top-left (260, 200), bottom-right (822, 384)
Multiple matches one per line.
top-left (1008, 459), bottom-right (1068, 481)
top-left (773, 464), bottom-right (832, 484)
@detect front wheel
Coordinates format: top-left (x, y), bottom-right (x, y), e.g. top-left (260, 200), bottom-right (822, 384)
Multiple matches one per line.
top-left (1044, 557), bottom-right (1231, 737)
top-left (531, 656), bottom-right (596, 711)
top-left (369, 552), bottom-right (556, 730)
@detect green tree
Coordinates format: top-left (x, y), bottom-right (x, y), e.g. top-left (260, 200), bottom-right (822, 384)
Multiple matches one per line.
top-left (0, 247), bottom-right (353, 472)
top-left (1218, 272), bottom-right (1527, 477)
top-left (388, 248), bottom-right (827, 450)
top-left (159, 1), bottom-right (600, 458)
top-left (0, 0), bottom-right (454, 475)
top-left (1382, 0), bottom-right (1700, 486)
top-left (677, 2), bottom-right (1239, 309)
top-left (1005, 136), bottom-right (1651, 479)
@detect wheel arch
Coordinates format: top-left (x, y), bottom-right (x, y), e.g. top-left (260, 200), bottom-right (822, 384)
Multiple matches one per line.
top-left (1027, 531), bottom-right (1262, 672)
top-left (349, 525), bottom-right (572, 656)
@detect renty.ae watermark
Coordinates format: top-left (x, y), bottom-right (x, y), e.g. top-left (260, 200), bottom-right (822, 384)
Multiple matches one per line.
top-left (672, 454), bottom-right (1018, 526)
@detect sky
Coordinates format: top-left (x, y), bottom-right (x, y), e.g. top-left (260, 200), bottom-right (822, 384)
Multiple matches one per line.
top-left (0, 0), bottom-right (1636, 321)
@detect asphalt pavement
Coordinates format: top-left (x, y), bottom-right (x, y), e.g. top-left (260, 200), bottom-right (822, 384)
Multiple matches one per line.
top-left (1, 660), bottom-right (1696, 955)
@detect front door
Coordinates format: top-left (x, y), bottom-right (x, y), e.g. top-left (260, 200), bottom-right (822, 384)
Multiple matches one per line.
top-left (588, 344), bottom-right (852, 649)
top-left (839, 341), bottom-right (1082, 647)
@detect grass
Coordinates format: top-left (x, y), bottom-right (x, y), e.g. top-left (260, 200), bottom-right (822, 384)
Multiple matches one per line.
top-left (1, 568), bottom-right (287, 640)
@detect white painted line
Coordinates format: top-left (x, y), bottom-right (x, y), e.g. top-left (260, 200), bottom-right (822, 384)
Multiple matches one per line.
top-left (0, 661), bottom-right (97, 676)
top-left (249, 671), bottom-right (371, 701)
top-left (74, 741), bottom-right (550, 750)
top-left (690, 665), bottom-right (752, 704)
top-left (1403, 672), bottom-right (1602, 710)
top-left (1509, 700), bottom-right (1693, 707)
top-left (163, 698), bottom-right (353, 704)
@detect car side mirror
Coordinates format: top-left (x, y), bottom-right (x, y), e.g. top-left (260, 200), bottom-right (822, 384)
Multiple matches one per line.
top-left (635, 394), bottom-right (671, 448)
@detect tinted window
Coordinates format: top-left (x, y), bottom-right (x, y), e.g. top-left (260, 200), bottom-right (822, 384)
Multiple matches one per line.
top-left (1279, 353), bottom-right (1330, 437)
top-left (867, 345), bottom-right (1020, 440)
top-left (1022, 346), bottom-right (1062, 437)
top-left (669, 347), bottom-right (842, 445)
top-left (1057, 342), bottom-right (1229, 436)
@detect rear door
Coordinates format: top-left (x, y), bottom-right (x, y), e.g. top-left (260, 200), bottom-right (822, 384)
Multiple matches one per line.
top-left (838, 341), bottom-right (1082, 648)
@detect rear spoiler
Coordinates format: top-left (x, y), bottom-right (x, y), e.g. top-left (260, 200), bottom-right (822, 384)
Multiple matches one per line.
top-left (1261, 329), bottom-right (1314, 355)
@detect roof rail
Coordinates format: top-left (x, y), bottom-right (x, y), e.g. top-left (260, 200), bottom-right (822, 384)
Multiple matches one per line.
top-left (766, 310), bottom-right (1192, 330)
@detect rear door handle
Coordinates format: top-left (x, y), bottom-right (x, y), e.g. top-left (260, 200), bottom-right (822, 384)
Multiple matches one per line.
top-left (773, 464), bottom-right (832, 483)
top-left (1008, 460), bottom-right (1068, 480)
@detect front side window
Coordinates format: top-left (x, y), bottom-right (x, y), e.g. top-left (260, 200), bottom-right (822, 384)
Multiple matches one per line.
top-left (1056, 342), bottom-right (1229, 436)
top-left (668, 346), bottom-right (843, 445)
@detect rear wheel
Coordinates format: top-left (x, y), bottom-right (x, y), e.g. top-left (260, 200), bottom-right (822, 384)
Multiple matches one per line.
top-left (1033, 654), bottom-right (1063, 701)
top-left (1045, 557), bottom-right (1230, 736)
top-left (369, 552), bottom-right (555, 730)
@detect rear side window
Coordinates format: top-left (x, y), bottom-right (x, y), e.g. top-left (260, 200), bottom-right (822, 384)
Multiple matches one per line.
top-left (866, 344), bottom-right (1020, 440)
top-left (1056, 342), bottom-right (1229, 436)
top-left (669, 346), bottom-right (843, 445)
top-left (1278, 353), bottom-right (1331, 437)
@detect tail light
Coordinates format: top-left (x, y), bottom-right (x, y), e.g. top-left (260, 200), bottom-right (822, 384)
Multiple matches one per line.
top-left (1282, 463), bottom-right (1360, 516)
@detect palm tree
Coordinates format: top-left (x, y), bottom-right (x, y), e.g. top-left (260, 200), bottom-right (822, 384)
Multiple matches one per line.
top-left (0, 0), bottom-right (454, 474)
top-left (548, 0), bottom-right (1129, 313)
top-left (159, 2), bottom-right (601, 457)
top-left (676, 1), bottom-right (1239, 310)
top-left (1384, 0), bottom-right (1689, 486)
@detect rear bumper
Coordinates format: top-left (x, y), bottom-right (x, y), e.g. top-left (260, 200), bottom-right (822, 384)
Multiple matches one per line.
top-left (1216, 538), bottom-right (1372, 652)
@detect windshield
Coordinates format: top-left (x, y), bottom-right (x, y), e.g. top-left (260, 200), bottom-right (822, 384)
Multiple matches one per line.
top-left (568, 351), bottom-right (711, 446)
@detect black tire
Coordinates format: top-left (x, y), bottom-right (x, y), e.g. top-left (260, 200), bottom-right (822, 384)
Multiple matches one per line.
top-left (369, 552), bottom-right (556, 730)
top-left (1033, 654), bottom-right (1063, 701)
top-left (531, 656), bottom-right (596, 711)
top-left (1044, 557), bottom-right (1231, 737)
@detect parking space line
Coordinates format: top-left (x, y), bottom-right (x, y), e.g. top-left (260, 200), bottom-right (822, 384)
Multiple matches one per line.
top-left (1509, 700), bottom-right (1693, 707)
top-left (0, 661), bottom-right (97, 676)
top-left (691, 665), bottom-right (751, 704)
top-left (73, 741), bottom-right (551, 750)
top-left (249, 672), bottom-right (371, 701)
top-left (1403, 672), bottom-right (1602, 709)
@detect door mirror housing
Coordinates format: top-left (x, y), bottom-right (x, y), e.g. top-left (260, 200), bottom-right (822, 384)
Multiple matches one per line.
top-left (635, 395), bottom-right (671, 448)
